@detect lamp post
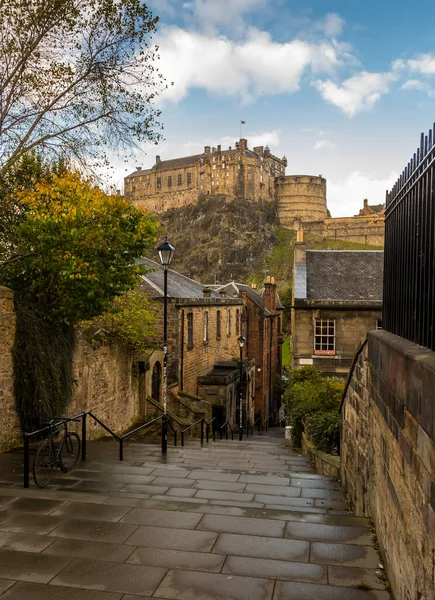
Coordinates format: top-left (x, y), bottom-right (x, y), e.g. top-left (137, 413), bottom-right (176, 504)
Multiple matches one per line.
top-left (157, 236), bottom-right (175, 454)
top-left (237, 335), bottom-right (246, 441)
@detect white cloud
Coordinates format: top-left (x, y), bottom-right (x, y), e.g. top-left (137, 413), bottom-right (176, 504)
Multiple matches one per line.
top-left (218, 130), bottom-right (280, 149)
top-left (155, 26), bottom-right (354, 104)
top-left (189, 0), bottom-right (267, 35)
top-left (327, 171), bottom-right (398, 217)
top-left (400, 79), bottom-right (435, 97)
top-left (313, 71), bottom-right (397, 117)
top-left (316, 13), bottom-right (345, 38)
top-left (314, 139), bottom-right (336, 150)
top-left (403, 53), bottom-right (435, 75)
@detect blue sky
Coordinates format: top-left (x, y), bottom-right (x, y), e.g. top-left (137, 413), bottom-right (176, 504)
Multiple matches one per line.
top-left (114, 0), bottom-right (435, 217)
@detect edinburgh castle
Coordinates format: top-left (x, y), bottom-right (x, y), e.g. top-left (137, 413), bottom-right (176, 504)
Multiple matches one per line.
top-left (125, 138), bottom-right (384, 246)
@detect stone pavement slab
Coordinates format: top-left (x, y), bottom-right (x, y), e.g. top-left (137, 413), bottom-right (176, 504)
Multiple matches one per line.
top-left (0, 580), bottom-right (15, 595)
top-left (0, 549), bottom-right (70, 583)
top-left (0, 497), bottom-right (66, 514)
top-left (284, 522), bottom-right (374, 545)
top-left (42, 537), bottom-right (135, 563)
top-left (273, 581), bottom-right (390, 600)
top-left (223, 556), bottom-right (327, 584)
top-left (50, 501), bottom-right (131, 522)
top-left (154, 569), bottom-right (275, 600)
top-left (121, 507), bottom-right (202, 529)
top-left (198, 514), bottom-right (285, 537)
top-left (49, 519), bottom-right (138, 544)
top-left (50, 558), bottom-right (167, 596)
top-left (213, 533), bottom-right (310, 561)
top-left (310, 541), bottom-right (380, 568)
top-left (125, 524), bottom-right (217, 552)
top-left (1, 582), bottom-right (123, 599)
top-left (0, 532), bottom-right (56, 553)
top-left (127, 547), bottom-right (225, 572)
top-left (0, 514), bottom-right (63, 536)
top-left (328, 566), bottom-right (387, 590)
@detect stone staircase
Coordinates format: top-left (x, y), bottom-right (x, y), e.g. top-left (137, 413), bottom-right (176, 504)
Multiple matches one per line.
top-left (0, 430), bottom-right (390, 599)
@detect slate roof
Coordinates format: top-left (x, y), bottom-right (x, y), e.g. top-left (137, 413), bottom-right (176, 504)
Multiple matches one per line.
top-left (138, 258), bottom-right (221, 300)
top-left (305, 250), bottom-right (384, 302)
top-left (212, 282), bottom-right (283, 314)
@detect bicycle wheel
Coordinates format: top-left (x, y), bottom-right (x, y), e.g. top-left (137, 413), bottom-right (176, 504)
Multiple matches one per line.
top-left (33, 442), bottom-right (54, 488)
top-left (59, 432), bottom-right (80, 471)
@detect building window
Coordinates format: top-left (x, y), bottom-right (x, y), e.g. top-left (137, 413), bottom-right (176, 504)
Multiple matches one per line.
top-left (314, 318), bottom-right (335, 355)
top-left (216, 310), bottom-right (221, 340)
top-left (236, 309), bottom-right (240, 335)
top-left (177, 174), bottom-right (182, 186)
top-left (157, 177), bottom-right (161, 189)
top-left (203, 312), bottom-right (209, 343)
top-left (167, 176), bottom-right (172, 188)
top-left (376, 319), bottom-right (383, 330)
top-left (187, 313), bottom-right (193, 347)
top-left (226, 310), bottom-right (231, 337)
top-left (187, 172), bottom-right (192, 185)
top-left (278, 316), bottom-right (281, 333)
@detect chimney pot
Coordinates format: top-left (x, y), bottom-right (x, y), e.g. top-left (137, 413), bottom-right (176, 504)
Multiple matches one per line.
top-left (219, 288), bottom-right (227, 298)
top-left (156, 156), bottom-right (161, 164)
top-left (203, 286), bottom-right (212, 298)
top-left (136, 166), bottom-right (142, 171)
top-left (364, 198), bottom-right (368, 208)
top-left (204, 146), bottom-right (211, 153)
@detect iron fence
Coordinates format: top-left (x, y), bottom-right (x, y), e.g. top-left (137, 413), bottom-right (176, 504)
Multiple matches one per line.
top-left (384, 124), bottom-right (435, 350)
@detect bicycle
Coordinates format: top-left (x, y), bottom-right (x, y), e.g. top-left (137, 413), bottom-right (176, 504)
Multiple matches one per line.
top-left (32, 418), bottom-right (81, 488)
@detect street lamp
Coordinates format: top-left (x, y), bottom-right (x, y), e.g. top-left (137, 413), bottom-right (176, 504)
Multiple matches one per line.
top-left (157, 236), bottom-right (175, 454)
top-left (237, 335), bottom-right (246, 441)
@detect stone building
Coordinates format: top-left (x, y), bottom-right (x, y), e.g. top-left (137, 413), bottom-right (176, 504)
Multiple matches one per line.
top-left (291, 233), bottom-right (383, 377)
top-left (125, 138), bottom-right (385, 246)
top-left (213, 277), bottom-right (284, 425)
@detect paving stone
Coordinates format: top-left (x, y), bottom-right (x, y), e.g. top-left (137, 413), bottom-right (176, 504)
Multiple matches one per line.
top-left (154, 569), bottom-right (274, 600)
top-left (328, 566), bottom-right (386, 590)
top-left (0, 496), bottom-right (18, 509)
top-left (106, 474), bottom-right (156, 485)
top-left (150, 468), bottom-right (190, 478)
top-left (0, 580), bottom-right (15, 595)
top-left (125, 525), bottom-right (217, 552)
top-left (213, 533), bottom-right (310, 561)
top-left (109, 466), bottom-right (155, 476)
top-left (245, 484), bottom-right (301, 497)
top-left (264, 505), bottom-right (326, 513)
top-left (51, 558), bottom-right (166, 596)
top-left (187, 471), bottom-right (240, 482)
top-left (314, 499), bottom-right (348, 509)
top-left (268, 510), bottom-right (370, 527)
top-left (291, 478), bottom-right (341, 490)
top-left (120, 484), bottom-right (169, 495)
top-left (301, 488), bottom-right (344, 500)
top-left (128, 547), bottom-right (225, 572)
top-left (238, 475), bottom-right (290, 486)
top-left (192, 480), bottom-right (247, 492)
top-left (150, 477), bottom-right (194, 488)
top-left (49, 519), bottom-right (138, 544)
top-left (310, 542), bottom-right (380, 568)
top-left (285, 522), bottom-right (373, 545)
top-left (0, 549), bottom-right (70, 583)
top-left (254, 495), bottom-right (314, 508)
top-left (50, 502), bottom-right (131, 522)
top-left (188, 504), bottom-right (247, 516)
top-left (0, 582), bottom-right (123, 599)
top-left (65, 470), bottom-right (104, 481)
top-left (0, 514), bottom-right (63, 536)
top-left (0, 498), bottom-right (66, 515)
top-left (195, 490), bottom-right (254, 502)
top-left (223, 556), bottom-right (327, 583)
top-left (198, 514), bottom-right (285, 537)
top-left (165, 487), bottom-right (197, 497)
top-left (151, 495), bottom-right (207, 504)
top-left (63, 481), bottom-right (124, 493)
top-left (43, 537), bottom-right (135, 563)
top-left (0, 532), bottom-right (56, 553)
top-left (287, 472), bottom-right (334, 480)
top-left (273, 581), bottom-right (390, 599)
top-left (209, 500), bottom-right (265, 509)
top-left (121, 508), bottom-right (202, 529)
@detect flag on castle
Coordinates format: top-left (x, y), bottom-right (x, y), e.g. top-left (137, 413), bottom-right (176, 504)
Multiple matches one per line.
top-left (241, 120), bottom-right (246, 124)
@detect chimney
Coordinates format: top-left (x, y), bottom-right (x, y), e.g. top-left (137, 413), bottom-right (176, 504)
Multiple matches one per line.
top-left (217, 144), bottom-right (221, 153)
top-left (156, 156), bottom-right (161, 164)
top-left (239, 139), bottom-right (248, 151)
top-left (364, 198), bottom-right (368, 208)
top-left (219, 288), bottom-right (227, 298)
top-left (212, 147), bottom-right (217, 153)
top-left (294, 232), bottom-right (307, 301)
top-left (229, 146), bottom-right (232, 150)
top-left (203, 286), bottom-right (212, 298)
top-left (296, 224), bottom-right (304, 243)
top-left (263, 274), bottom-right (277, 312)
top-left (136, 166), bottom-right (142, 171)
top-left (204, 146), bottom-right (211, 153)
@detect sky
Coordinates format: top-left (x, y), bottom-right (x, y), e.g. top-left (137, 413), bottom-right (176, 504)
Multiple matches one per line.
top-left (113, 0), bottom-right (435, 217)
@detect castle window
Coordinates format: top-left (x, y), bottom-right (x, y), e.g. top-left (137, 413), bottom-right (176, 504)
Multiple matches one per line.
top-left (213, 165), bottom-right (216, 170)
top-left (216, 310), bottom-right (221, 340)
top-left (314, 318), bottom-right (335, 355)
top-left (177, 174), bottom-right (182, 186)
top-left (157, 177), bottom-right (161, 189)
top-left (236, 309), bottom-right (240, 335)
top-left (167, 176), bottom-right (172, 188)
top-left (203, 312), bottom-right (209, 343)
top-left (187, 172), bottom-right (192, 185)
top-left (187, 313), bottom-right (194, 347)
top-left (222, 164), bottom-right (225, 169)
top-left (226, 310), bottom-right (231, 337)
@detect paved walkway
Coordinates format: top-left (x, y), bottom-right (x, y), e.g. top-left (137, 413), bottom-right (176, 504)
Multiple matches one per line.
top-left (0, 430), bottom-right (389, 599)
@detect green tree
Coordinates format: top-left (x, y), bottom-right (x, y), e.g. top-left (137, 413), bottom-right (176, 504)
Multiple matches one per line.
top-left (1, 171), bottom-right (160, 323)
top-left (0, 0), bottom-right (164, 177)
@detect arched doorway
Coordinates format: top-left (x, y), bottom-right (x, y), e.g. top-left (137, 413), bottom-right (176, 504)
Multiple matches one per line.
top-left (152, 362), bottom-right (162, 403)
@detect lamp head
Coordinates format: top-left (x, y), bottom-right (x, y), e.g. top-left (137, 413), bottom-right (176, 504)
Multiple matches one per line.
top-left (237, 335), bottom-right (246, 349)
top-left (157, 236), bottom-right (175, 266)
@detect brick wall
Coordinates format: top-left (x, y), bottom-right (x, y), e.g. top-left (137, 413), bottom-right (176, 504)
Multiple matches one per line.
top-left (341, 330), bottom-right (435, 600)
top-left (0, 287), bottom-right (21, 451)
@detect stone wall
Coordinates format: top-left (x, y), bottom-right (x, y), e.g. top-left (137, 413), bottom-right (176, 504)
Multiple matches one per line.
top-left (341, 330), bottom-right (435, 600)
top-left (303, 215), bottom-right (384, 246)
top-left (0, 287), bottom-right (20, 451)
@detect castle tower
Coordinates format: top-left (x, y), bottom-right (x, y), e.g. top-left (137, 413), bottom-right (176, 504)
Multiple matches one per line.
top-left (276, 175), bottom-right (327, 227)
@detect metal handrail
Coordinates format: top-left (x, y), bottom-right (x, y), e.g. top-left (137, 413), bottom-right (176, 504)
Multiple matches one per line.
top-left (246, 419), bottom-right (254, 437)
top-left (219, 421), bottom-right (234, 441)
top-left (205, 417), bottom-right (216, 442)
top-left (23, 410), bottom-right (178, 488)
top-left (254, 417), bottom-right (262, 432)
top-left (181, 417), bottom-right (205, 447)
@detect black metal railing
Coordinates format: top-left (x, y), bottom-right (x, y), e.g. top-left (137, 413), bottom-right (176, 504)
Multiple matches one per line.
top-left (23, 410), bottom-right (178, 488)
top-left (219, 421), bottom-right (234, 440)
top-left (246, 419), bottom-right (254, 437)
top-left (384, 124), bottom-right (435, 350)
top-left (254, 417), bottom-right (262, 432)
top-left (180, 417), bottom-right (215, 446)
